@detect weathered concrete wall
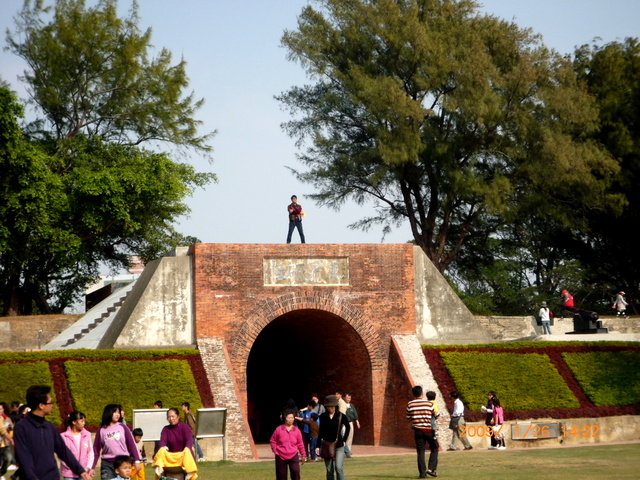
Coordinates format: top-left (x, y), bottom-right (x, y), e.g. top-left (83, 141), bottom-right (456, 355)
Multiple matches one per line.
top-left (478, 315), bottom-right (640, 340)
top-left (0, 315), bottom-right (79, 351)
top-left (413, 247), bottom-right (493, 344)
top-left (101, 252), bottom-right (194, 349)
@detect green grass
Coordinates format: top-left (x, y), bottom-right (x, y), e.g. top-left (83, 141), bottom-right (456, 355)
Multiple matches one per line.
top-left (440, 351), bottom-right (580, 410)
top-left (562, 351), bottom-right (640, 406)
top-left (144, 444), bottom-right (640, 479)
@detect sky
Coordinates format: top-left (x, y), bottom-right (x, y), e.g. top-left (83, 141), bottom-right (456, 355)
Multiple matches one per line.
top-left (1, 0), bottom-right (639, 250)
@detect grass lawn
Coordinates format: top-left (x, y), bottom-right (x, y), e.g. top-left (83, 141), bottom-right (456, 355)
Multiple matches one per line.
top-left (145, 443), bottom-right (640, 479)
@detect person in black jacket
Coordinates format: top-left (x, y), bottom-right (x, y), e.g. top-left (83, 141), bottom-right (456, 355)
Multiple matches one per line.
top-left (316, 395), bottom-right (350, 480)
top-left (13, 385), bottom-right (91, 480)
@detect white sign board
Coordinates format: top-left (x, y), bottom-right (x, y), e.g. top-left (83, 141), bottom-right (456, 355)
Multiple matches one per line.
top-left (132, 409), bottom-right (169, 442)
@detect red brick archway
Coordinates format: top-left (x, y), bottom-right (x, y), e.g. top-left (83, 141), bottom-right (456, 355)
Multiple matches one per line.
top-left (230, 293), bottom-right (385, 443)
top-left (192, 243), bottom-right (418, 449)
top-left (230, 292), bottom-right (386, 382)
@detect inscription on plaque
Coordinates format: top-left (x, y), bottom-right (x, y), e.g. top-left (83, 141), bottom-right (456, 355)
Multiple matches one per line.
top-left (263, 257), bottom-right (349, 286)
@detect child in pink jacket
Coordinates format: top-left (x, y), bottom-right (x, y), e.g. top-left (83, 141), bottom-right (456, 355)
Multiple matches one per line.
top-left (60, 411), bottom-right (94, 480)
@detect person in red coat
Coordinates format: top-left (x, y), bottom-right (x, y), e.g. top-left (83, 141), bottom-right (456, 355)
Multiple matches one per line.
top-left (270, 411), bottom-right (306, 480)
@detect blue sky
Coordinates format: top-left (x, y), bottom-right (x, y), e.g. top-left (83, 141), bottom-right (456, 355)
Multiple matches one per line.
top-left (1, 0), bottom-right (638, 247)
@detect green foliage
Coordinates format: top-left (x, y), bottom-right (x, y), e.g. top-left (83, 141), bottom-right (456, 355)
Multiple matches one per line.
top-left (279, 0), bottom-right (620, 275)
top-left (0, 361), bottom-right (62, 424)
top-left (570, 38), bottom-right (640, 310)
top-left (0, 90), bottom-right (214, 315)
top-left (7, 0), bottom-right (214, 152)
top-left (440, 351), bottom-right (580, 411)
top-left (562, 351), bottom-right (640, 407)
top-left (0, 347), bottom-right (198, 362)
top-left (66, 358), bottom-right (203, 426)
top-left (1, 0), bottom-right (216, 315)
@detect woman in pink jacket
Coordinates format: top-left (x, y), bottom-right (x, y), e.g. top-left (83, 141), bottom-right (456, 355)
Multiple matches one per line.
top-left (60, 411), bottom-right (95, 480)
top-left (270, 410), bottom-right (306, 480)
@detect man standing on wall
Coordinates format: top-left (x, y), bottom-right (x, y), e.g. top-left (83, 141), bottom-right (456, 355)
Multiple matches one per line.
top-left (406, 386), bottom-right (439, 478)
top-left (286, 195), bottom-right (306, 244)
top-left (13, 385), bottom-right (92, 480)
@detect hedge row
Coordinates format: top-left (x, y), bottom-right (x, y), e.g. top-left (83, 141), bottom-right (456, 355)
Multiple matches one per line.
top-left (0, 349), bottom-right (214, 428)
top-left (423, 342), bottom-right (640, 421)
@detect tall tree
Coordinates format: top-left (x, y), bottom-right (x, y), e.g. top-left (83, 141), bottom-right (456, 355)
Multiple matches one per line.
top-left (1, 0), bottom-right (215, 315)
top-left (572, 38), bottom-right (640, 311)
top-left (278, 0), bottom-right (621, 273)
top-left (7, 0), bottom-right (213, 152)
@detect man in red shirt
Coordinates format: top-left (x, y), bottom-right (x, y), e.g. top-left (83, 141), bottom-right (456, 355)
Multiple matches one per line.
top-left (287, 195), bottom-right (306, 244)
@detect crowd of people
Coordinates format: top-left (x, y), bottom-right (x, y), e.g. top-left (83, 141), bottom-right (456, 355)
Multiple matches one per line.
top-left (270, 390), bottom-right (360, 480)
top-left (2, 383), bottom-right (510, 480)
top-left (1, 387), bottom-right (201, 480)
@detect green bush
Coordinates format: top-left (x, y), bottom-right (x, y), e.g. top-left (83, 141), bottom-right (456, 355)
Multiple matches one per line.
top-left (440, 351), bottom-right (580, 411)
top-left (0, 348), bottom-right (199, 362)
top-left (66, 359), bottom-right (203, 425)
top-left (562, 351), bottom-right (640, 406)
top-left (0, 362), bottom-right (63, 424)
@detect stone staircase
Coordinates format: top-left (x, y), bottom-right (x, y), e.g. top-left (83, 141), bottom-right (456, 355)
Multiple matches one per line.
top-left (43, 281), bottom-right (136, 350)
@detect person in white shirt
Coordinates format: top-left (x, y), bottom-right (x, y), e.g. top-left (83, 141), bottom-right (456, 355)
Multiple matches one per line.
top-left (447, 392), bottom-right (472, 451)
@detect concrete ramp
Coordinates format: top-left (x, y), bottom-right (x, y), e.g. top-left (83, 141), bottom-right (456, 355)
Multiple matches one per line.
top-left (392, 334), bottom-right (452, 447)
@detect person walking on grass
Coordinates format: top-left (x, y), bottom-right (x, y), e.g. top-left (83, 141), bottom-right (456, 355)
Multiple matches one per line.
top-left (270, 410), bottom-right (306, 480)
top-left (406, 386), bottom-right (438, 478)
top-left (447, 392), bottom-right (472, 451)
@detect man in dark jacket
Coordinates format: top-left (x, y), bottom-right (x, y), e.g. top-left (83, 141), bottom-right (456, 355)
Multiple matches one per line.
top-left (13, 385), bottom-right (91, 480)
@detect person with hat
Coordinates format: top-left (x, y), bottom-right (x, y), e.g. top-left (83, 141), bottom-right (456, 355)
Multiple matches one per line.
top-left (316, 395), bottom-right (350, 480)
top-left (613, 291), bottom-right (629, 318)
top-left (539, 301), bottom-right (552, 335)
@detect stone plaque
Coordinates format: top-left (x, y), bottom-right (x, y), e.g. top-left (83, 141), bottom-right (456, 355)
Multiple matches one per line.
top-left (264, 257), bottom-right (349, 286)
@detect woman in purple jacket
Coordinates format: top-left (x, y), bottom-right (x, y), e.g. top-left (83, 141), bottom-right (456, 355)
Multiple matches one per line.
top-left (60, 411), bottom-right (94, 480)
top-left (158, 408), bottom-right (193, 453)
top-left (93, 404), bottom-right (142, 480)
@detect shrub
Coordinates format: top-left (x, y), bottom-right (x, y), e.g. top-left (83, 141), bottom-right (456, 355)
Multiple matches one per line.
top-left (440, 351), bottom-right (580, 411)
top-left (65, 359), bottom-right (203, 426)
top-left (562, 351), bottom-right (640, 407)
top-left (0, 362), bottom-right (62, 425)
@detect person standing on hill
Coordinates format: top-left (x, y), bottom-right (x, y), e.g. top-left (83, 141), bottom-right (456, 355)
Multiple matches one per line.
top-left (286, 195), bottom-right (306, 244)
top-left (613, 291), bottom-right (629, 318)
top-left (539, 301), bottom-right (553, 335)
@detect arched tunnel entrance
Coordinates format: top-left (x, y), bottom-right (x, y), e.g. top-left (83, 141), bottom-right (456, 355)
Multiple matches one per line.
top-left (246, 308), bottom-right (373, 444)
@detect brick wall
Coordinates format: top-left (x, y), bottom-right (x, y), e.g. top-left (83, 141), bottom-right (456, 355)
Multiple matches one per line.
top-left (191, 243), bottom-right (418, 450)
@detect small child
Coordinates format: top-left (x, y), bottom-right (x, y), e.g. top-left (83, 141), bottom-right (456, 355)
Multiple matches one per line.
top-left (426, 391), bottom-right (440, 439)
top-left (112, 455), bottom-right (133, 480)
top-left (131, 428), bottom-right (146, 480)
top-left (296, 412), bottom-right (320, 461)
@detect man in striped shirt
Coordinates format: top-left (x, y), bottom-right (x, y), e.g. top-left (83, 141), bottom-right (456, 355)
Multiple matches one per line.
top-left (406, 386), bottom-right (439, 478)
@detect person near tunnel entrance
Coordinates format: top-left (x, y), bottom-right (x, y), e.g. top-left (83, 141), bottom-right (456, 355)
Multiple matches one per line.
top-left (317, 395), bottom-right (350, 480)
top-left (270, 410), bottom-right (306, 480)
